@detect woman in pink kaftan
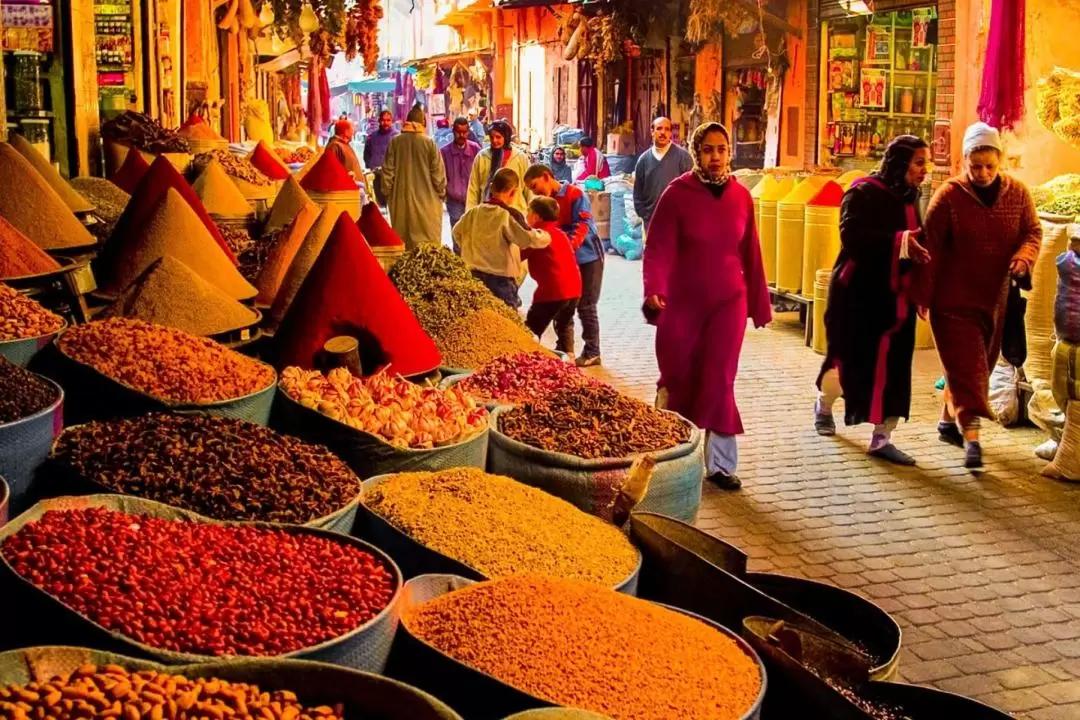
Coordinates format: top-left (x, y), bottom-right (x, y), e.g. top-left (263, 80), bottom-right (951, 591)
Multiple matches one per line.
top-left (643, 122), bottom-right (772, 490)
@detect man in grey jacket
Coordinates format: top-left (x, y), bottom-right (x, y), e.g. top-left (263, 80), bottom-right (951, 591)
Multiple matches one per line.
top-left (632, 117), bottom-right (693, 234)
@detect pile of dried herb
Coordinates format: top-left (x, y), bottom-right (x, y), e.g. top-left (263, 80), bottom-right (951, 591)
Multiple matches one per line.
top-left (71, 177), bottom-right (130, 222)
top-left (389, 244), bottom-right (474, 288)
top-left (0, 357), bottom-right (59, 423)
top-left (499, 385), bottom-right (693, 459)
top-left (218, 223), bottom-right (273, 282)
top-left (101, 110), bottom-right (189, 153)
top-left (437, 309), bottom-right (548, 369)
top-left (459, 351), bottom-right (598, 403)
top-left (191, 149), bottom-right (271, 187)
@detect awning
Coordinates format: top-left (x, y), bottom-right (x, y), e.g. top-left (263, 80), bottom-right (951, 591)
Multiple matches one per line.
top-left (258, 45), bottom-right (310, 73)
top-left (347, 78), bottom-right (396, 93)
top-left (402, 47), bottom-right (493, 68)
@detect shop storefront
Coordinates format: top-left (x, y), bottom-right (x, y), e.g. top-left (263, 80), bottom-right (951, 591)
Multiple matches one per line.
top-left (817, 1), bottom-right (939, 170)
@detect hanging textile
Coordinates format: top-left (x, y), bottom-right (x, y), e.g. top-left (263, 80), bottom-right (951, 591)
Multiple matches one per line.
top-left (977, 0), bottom-right (1025, 130)
top-left (578, 60), bottom-right (598, 138)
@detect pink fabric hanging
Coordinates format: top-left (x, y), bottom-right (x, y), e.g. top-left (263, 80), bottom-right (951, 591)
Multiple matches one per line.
top-left (977, 0), bottom-right (1026, 130)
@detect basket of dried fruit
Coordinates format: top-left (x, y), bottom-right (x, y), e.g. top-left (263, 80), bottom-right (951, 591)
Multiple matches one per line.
top-left (0, 495), bottom-right (402, 672)
top-left (0, 360), bottom-right (63, 517)
top-left (439, 352), bottom-right (596, 410)
top-left (46, 414), bottom-right (363, 533)
top-left (487, 387), bottom-right (704, 522)
top-left (40, 318), bottom-right (277, 426)
top-left (0, 647), bottom-right (463, 719)
top-left (0, 285), bottom-right (67, 368)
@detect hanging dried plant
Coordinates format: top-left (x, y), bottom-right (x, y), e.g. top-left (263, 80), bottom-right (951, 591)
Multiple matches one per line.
top-left (686, 0), bottom-right (756, 44)
top-left (343, 0), bottom-right (384, 73)
top-left (583, 12), bottom-right (628, 67)
top-left (251, 0), bottom-right (350, 44)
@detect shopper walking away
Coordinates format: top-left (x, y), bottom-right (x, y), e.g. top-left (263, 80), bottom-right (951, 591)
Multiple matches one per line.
top-left (633, 117), bottom-right (693, 237)
top-left (575, 136), bottom-right (610, 182)
top-left (441, 116), bottom-right (482, 249)
top-left (916, 122), bottom-right (1041, 469)
top-left (814, 136), bottom-right (932, 466)
top-left (381, 104), bottom-right (447, 250)
top-left (467, 120), bottom-right (531, 215)
top-left (453, 168), bottom-right (551, 309)
top-left (643, 122), bottom-right (771, 490)
top-left (326, 118), bottom-right (364, 179)
top-left (364, 110), bottom-right (398, 206)
top-left (549, 147), bottom-right (574, 185)
top-left (521, 196), bottom-right (582, 347)
top-left (524, 163), bottom-right (605, 366)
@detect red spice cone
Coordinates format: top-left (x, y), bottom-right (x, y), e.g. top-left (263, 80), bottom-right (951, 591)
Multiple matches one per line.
top-left (357, 202), bottom-right (403, 247)
top-left (808, 180), bottom-right (845, 207)
top-left (249, 140), bottom-right (291, 181)
top-left (105, 156), bottom-right (237, 266)
top-left (275, 214), bottom-right (441, 376)
top-left (109, 148), bottom-right (150, 194)
top-left (299, 151), bottom-right (357, 192)
top-left (180, 113), bottom-right (206, 129)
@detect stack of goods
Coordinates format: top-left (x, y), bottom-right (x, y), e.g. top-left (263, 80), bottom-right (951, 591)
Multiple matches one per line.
top-left (191, 149), bottom-right (274, 201)
top-left (274, 216), bottom-right (441, 376)
top-left (401, 575), bottom-right (762, 719)
top-left (8, 135), bottom-right (94, 214)
top-left (52, 413), bottom-right (360, 523)
top-left (0, 219), bottom-right (61, 280)
top-left (176, 113), bottom-right (229, 154)
top-left (358, 201), bottom-right (405, 272)
top-left (100, 110), bottom-right (190, 154)
top-left (276, 145), bottom-right (316, 166)
top-left (0, 284), bottom-right (64, 340)
top-left (499, 385), bottom-right (692, 459)
top-left (0, 357), bottom-right (60, 423)
top-left (105, 156), bottom-right (235, 265)
top-left (2, 507), bottom-right (396, 656)
top-left (750, 175), bottom-right (795, 284)
top-left (281, 366), bottom-right (487, 449)
top-left (265, 175), bottom-right (314, 234)
top-left (267, 206), bottom-right (344, 329)
top-left (1046, 236), bottom-right (1080, 480)
top-left (437, 309), bottom-right (549, 370)
top-left (70, 178), bottom-right (131, 244)
top-left (300, 152), bottom-right (361, 219)
top-left (364, 468), bottom-right (638, 585)
top-left (1026, 211), bottom-right (1072, 418)
top-left (0, 143), bottom-right (97, 251)
top-left (0, 667), bottom-right (348, 720)
top-left (1033, 174), bottom-right (1080, 209)
top-left (249, 139), bottom-right (292, 180)
top-left (108, 147), bottom-right (152, 194)
top-left (101, 255), bottom-right (260, 336)
top-left (97, 187), bottom-right (256, 300)
top-left (457, 352), bottom-right (598, 404)
top-left (57, 318), bottom-right (275, 404)
top-left (255, 203), bottom-right (321, 307)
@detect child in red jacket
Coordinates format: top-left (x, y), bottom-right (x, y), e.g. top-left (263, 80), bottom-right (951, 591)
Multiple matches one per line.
top-left (523, 196), bottom-right (582, 349)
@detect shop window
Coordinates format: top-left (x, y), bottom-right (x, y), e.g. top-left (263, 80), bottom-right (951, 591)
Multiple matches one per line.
top-left (819, 5), bottom-right (938, 170)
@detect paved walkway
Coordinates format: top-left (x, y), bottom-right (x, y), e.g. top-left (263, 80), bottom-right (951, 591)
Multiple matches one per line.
top-left (537, 256), bottom-right (1080, 719)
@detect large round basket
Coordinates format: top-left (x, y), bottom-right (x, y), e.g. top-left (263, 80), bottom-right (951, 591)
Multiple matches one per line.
top-left (0, 495), bottom-right (402, 672)
top-left (0, 374), bottom-right (62, 517)
top-left (0, 647), bottom-right (463, 720)
top-left (354, 474), bottom-right (640, 594)
top-left (0, 475), bottom-right (8, 528)
top-left (0, 323), bottom-right (65, 368)
top-left (387, 574), bottom-right (766, 720)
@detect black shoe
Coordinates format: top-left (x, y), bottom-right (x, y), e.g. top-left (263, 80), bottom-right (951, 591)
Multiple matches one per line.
top-left (815, 412), bottom-right (836, 436)
top-left (707, 471), bottom-right (742, 490)
top-left (938, 422), bottom-right (963, 447)
top-left (869, 443), bottom-right (916, 466)
top-left (965, 441), bottom-right (984, 470)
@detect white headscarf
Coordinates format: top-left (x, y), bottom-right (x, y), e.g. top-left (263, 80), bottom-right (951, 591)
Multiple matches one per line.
top-left (962, 122), bottom-right (1002, 156)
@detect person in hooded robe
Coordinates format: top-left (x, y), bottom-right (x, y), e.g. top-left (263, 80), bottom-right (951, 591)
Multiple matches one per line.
top-left (549, 146), bottom-right (574, 185)
top-left (813, 135), bottom-right (933, 466)
top-left (915, 122), bottom-right (1041, 469)
top-left (381, 104), bottom-right (448, 249)
top-left (643, 122), bottom-right (771, 490)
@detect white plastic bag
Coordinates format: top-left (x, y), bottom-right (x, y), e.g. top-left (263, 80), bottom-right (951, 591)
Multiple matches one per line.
top-left (989, 357), bottom-right (1020, 426)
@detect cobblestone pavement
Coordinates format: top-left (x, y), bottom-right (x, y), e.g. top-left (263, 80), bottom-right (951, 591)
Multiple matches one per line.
top-left (532, 256), bottom-right (1080, 719)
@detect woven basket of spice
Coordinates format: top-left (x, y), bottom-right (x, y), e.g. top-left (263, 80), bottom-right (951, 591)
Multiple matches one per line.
top-left (0, 495), bottom-right (403, 672)
top-left (0, 647), bottom-right (464, 720)
top-left (389, 574), bottom-right (767, 720)
top-left (0, 475), bottom-right (7, 527)
top-left (0, 361), bottom-right (63, 518)
top-left (355, 470), bottom-right (641, 593)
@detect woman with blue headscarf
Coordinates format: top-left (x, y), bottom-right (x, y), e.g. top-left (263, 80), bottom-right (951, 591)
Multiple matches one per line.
top-left (814, 135), bottom-right (933, 466)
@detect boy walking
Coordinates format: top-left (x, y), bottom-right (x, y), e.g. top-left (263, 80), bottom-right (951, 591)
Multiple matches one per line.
top-left (523, 164), bottom-right (605, 366)
top-left (522, 196), bottom-right (582, 348)
top-left (453, 167), bottom-right (550, 309)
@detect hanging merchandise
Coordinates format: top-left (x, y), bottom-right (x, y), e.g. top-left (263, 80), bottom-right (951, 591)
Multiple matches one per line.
top-left (687, 0), bottom-right (756, 44)
top-left (343, 0), bottom-right (384, 74)
top-left (977, 0), bottom-right (1025, 131)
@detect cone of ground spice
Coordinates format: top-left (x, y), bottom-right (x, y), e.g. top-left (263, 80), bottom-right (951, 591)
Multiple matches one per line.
top-left (193, 158), bottom-right (255, 218)
top-left (255, 202), bottom-right (320, 306)
top-left (180, 113), bottom-right (206, 129)
top-left (275, 214), bottom-right (441, 375)
top-left (108, 147), bottom-right (150, 194)
top-left (105, 155), bottom-right (236, 265)
top-left (294, 148), bottom-right (323, 183)
top-left (249, 140), bottom-right (291, 181)
top-left (103, 254), bottom-right (260, 336)
top-left (100, 187), bottom-right (257, 300)
top-left (8, 135), bottom-right (94, 214)
top-left (0, 216), bottom-right (61, 279)
top-left (299, 151), bottom-right (357, 192)
top-left (264, 175), bottom-right (312, 235)
top-left (268, 205), bottom-right (345, 329)
top-left (0, 144), bottom-right (97, 251)
top-left (358, 202), bottom-right (403, 247)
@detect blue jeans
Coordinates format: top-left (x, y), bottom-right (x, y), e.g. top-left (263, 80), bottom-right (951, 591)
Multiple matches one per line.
top-left (447, 198), bottom-right (466, 254)
top-left (471, 270), bottom-right (521, 309)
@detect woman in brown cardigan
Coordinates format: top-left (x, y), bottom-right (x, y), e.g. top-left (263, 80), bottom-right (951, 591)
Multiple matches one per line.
top-left (917, 123), bottom-right (1041, 469)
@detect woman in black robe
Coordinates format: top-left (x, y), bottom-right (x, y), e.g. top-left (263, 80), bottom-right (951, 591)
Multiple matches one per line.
top-left (813, 136), bottom-right (932, 465)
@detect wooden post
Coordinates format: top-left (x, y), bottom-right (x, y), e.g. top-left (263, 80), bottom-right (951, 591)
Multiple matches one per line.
top-left (68, 0), bottom-right (101, 176)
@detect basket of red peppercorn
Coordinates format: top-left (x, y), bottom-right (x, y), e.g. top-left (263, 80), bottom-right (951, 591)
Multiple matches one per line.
top-left (0, 646), bottom-right (464, 720)
top-left (0, 495), bottom-right (402, 672)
